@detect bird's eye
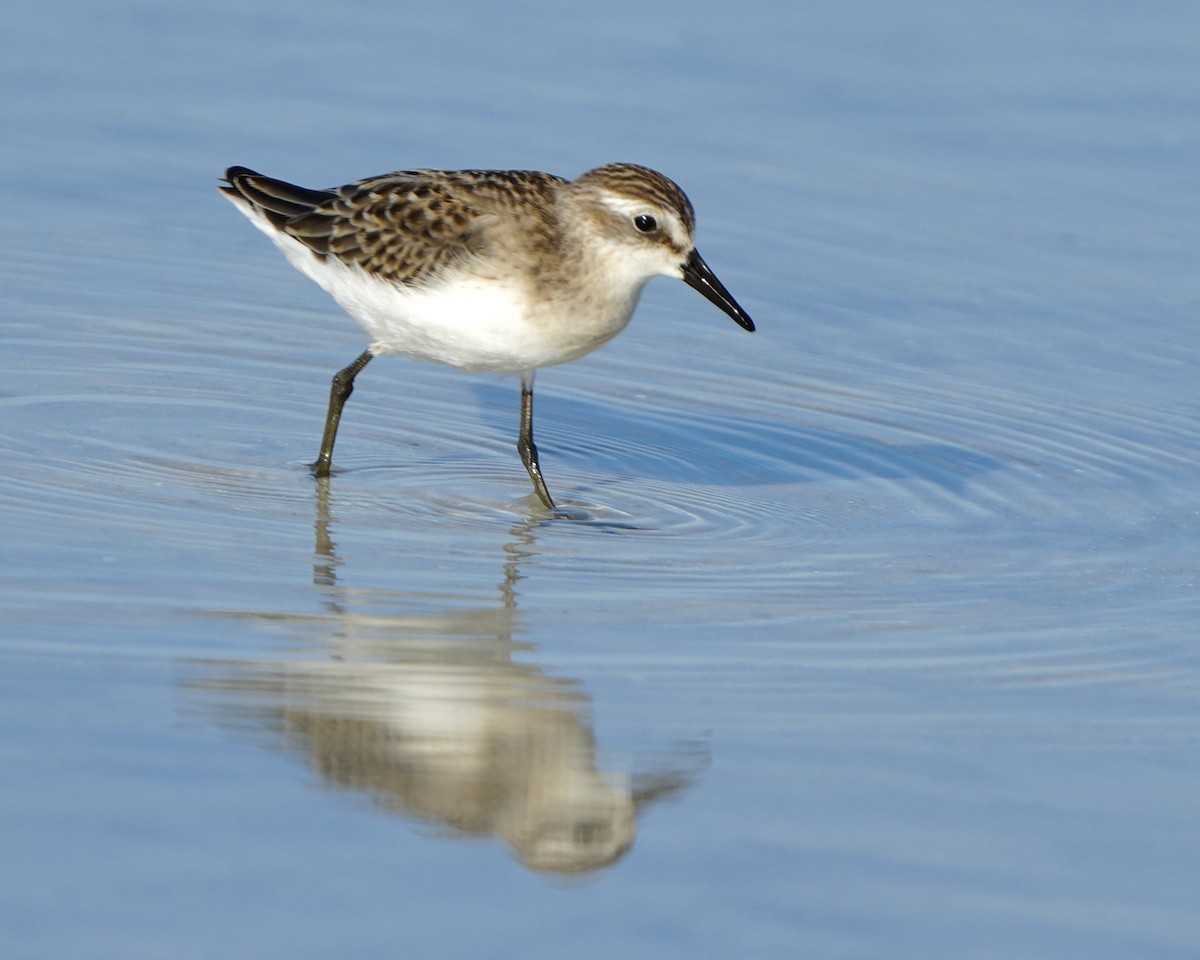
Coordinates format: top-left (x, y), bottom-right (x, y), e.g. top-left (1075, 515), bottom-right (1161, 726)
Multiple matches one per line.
top-left (633, 214), bottom-right (657, 233)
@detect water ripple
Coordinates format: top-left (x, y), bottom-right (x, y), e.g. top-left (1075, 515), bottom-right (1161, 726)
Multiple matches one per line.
top-left (6, 301), bottom-right (1196, 638)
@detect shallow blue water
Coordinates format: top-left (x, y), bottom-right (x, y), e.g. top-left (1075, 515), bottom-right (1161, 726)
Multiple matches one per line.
top-left (2, 1), bottom-right (1199, 957)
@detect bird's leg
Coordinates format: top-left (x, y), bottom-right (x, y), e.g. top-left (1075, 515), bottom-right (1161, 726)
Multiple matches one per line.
top-left (517, 373), bottom-right (556, 510)
top-left (311, 349), bottom-right (374, 477)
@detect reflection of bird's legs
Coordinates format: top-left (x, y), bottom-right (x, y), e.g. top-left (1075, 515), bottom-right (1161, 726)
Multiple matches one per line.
top-left (312, 476), bottom-right (338, 589)
top-left (500, 516), bottom-right (541, 615)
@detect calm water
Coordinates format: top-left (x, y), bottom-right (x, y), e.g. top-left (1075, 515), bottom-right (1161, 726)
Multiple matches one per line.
top-left (3, 1), bottom-right (1199, 957)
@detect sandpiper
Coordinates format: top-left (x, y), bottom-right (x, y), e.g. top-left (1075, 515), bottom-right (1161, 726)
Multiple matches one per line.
top-left (219, 162), bottom-right (754, 509)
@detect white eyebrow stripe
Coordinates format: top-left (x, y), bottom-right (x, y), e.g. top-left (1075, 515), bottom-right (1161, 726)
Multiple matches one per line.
top-left (597, 193), bottom-right (692, 251)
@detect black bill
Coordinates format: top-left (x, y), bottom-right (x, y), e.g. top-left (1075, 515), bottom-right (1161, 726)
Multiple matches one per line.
top-left (681, 248), bottom-right (755, 332)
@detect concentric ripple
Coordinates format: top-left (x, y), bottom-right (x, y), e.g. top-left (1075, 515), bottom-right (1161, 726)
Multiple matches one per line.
top-left (6, 279), bottom-right (1197, 657)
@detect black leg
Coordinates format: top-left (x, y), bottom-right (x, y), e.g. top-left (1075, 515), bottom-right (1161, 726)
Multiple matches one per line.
top-left (311, 349), bottom-right (373, 477)
top-left (516, 373), bottom-right (556, 510)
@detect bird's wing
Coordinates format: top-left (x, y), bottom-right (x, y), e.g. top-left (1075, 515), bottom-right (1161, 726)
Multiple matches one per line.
top-left (223, 167), bottom-right (502, 287)
top-left (285, 171), bottom-right (498, 286)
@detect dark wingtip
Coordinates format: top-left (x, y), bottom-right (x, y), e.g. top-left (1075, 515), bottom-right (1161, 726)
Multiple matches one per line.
top-left (223, 165), bottom-right (260, 184)
top-left (217, 167), bottom-right (336, 231)
top-left (219, 166), bottom-right (259, 200)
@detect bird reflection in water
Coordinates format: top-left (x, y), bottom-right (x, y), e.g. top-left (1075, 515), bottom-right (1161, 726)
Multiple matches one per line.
top-left (188, 481), bottom-right (705, 875)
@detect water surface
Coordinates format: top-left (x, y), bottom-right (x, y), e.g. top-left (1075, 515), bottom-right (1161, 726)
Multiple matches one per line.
top-left (2, 1), bottom-right (1199, 957)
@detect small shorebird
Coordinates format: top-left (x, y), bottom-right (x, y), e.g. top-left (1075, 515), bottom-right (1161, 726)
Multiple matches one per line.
top-left (219, 162), bottom-right (754, 509)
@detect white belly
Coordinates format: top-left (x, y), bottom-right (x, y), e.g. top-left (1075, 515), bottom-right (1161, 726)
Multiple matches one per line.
top-left (256, 218), bottom-right (635, 373)
top-left (321, 264), bottom-right (608, 372)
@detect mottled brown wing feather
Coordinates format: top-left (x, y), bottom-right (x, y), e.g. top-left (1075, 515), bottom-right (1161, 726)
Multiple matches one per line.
top-left (281, 172), bottom-right (485, 286)
top-left (224, 167), bottom-right (568, 288)
top-left (287, 169), bottom-right (568, 287)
